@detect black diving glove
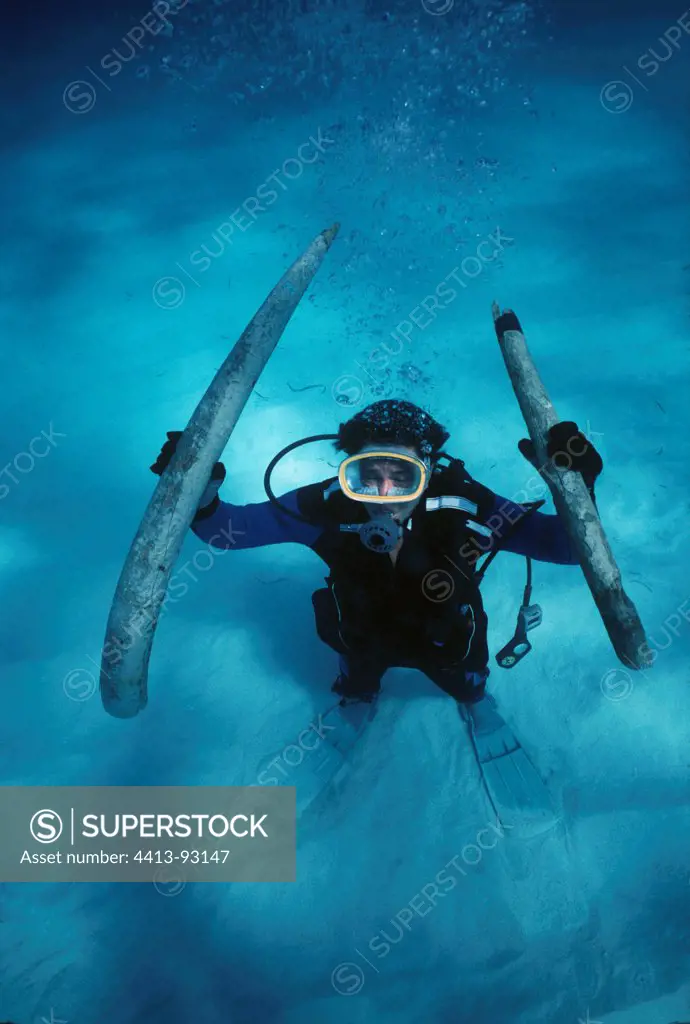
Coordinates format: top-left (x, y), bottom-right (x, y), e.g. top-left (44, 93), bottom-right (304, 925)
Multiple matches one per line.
top-left (150, 430), bottom-right (226, 521)
top-left (518, 421), bottom-right (603, 498)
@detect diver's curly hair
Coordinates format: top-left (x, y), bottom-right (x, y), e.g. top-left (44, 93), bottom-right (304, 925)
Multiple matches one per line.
top-left (335, 400), bottom-right (450, 459)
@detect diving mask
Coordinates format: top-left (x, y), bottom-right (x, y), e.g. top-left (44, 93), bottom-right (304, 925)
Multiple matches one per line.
top-left (338, 447), bottom-right (430, 504)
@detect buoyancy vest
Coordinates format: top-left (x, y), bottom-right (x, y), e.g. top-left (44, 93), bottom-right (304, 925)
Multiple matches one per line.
top-left (297, 458), bottom-right (497, 663)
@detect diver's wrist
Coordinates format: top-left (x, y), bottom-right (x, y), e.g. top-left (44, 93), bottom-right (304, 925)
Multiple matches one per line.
top-left (193, 493), bottom-right (221, 522)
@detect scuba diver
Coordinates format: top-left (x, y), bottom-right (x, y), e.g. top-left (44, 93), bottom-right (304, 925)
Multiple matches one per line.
top-left (151, 394), bottom-right (602, 825)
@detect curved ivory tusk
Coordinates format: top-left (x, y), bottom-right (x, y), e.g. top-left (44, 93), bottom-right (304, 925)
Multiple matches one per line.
top-left (100, 224), bottom-right (341, 718)
top-left (491, 301), bottom-right (650, 670)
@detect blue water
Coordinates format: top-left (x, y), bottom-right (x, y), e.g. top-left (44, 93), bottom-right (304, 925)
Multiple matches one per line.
top-left (1, 0), bottom-right (689, 1021)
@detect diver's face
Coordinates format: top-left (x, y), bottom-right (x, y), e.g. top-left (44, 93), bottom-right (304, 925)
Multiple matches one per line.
top-left (362, 444), bottom-right (428, 522)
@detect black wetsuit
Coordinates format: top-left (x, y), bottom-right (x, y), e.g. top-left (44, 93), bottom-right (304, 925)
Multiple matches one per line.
top-left (192, 460), bottom-right (579, 703)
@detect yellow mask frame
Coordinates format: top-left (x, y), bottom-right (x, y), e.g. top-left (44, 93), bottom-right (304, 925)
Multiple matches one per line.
top-left (338, 449), bottom-right (429, 503)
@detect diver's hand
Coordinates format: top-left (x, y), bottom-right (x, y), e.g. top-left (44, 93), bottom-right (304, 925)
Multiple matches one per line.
top-left (518, 422), bottom-right (602, 493)
top-left (150, 430), bottom-right (226, 516)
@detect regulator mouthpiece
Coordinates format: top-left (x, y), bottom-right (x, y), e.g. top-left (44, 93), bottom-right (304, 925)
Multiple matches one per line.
top-left (358, 516), bottom-right (403, 554)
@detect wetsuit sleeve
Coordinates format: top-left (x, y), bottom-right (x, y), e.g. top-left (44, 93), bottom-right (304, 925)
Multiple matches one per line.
top-left (480, 491), bottom-right (578, 565)
top-left (191, 487), bottom-right (323, 551)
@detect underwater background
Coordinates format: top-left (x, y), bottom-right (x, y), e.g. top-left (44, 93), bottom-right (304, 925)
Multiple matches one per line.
top-left (1, 0), bottom-right (689, 1021)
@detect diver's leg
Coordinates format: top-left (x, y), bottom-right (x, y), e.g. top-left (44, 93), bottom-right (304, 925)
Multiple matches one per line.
top-left (312, 588), bottom-right (386, 702)
top-left (425, 660), bottom-right (513, 741)
top-left (332, 647), bottom-right (387, 704)
top-left (425, 661), bottom-right (490, 704)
